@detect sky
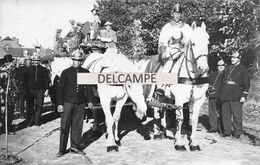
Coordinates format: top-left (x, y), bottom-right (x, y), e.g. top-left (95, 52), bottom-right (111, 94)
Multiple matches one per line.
top-left (0, 0), bottom-right (96, 48)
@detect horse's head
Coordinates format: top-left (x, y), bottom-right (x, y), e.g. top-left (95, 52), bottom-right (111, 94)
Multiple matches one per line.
top-left (125, 84), bottom-right (147, 119)
top-left (189, 22), bottom-right (209, 75)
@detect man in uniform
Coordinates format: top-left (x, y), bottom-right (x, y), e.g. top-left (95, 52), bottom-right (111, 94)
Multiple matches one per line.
top-left (25, 54), bottom-right (49, 127)
top-left (158, 3), bottom-right (191, 133)
top-left (207, 59), bottom-right (225, 133)
top-left (158, 3), bottom-right (191, 59)
top-left (56, 50), bottom-right (95, 157)
top-left (16, 57), bottom-right (28, 119)
top-left (98, 21), bottom-right (117, 49)
top-left (219, 51), bottom-right (250, 138)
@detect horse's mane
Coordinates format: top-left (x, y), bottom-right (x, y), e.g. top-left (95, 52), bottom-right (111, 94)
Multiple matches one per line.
top-left (84, 52), bottom-right (104, 65)
top-left (83, 48), bottom-right (136, 73)
top-left (102, 50), bottom-right (136, 72)
top-left (190, 27), bottom-right (209, 42)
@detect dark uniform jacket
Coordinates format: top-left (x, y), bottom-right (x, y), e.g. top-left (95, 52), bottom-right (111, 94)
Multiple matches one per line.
top-left (24, 65), bottom-right (49, 90)
top-left (15, 66), bottom-right (28, 89)
top-left (208, 71), bottom-right (224, 99)
top-left (219, 64), bottom-right (250, 102)
top-left (56, 66), bottom-right (95, 105)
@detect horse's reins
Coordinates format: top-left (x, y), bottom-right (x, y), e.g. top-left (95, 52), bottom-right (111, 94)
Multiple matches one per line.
top-left (179, 40), bottom-right (208, 85)
top-left (85, 57), bottom-right (104, 71)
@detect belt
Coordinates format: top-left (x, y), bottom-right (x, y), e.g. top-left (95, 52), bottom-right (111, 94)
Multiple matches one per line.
top-left (178, 77), bottom-right (209, 85)
top-left (225, 80), bottom-right (237, 85)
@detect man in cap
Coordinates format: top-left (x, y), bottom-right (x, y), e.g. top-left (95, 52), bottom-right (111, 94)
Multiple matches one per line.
top-left (0, 54), bottom-right (17, 134)
top-left (219, 51), bottom-right (250, 138)
top-left (207, 59), bottom-right (226, 133)
top-left (98, 21), bottom-right (117, 49)
top-left (24, 53), bottom-right (49, 127)
top-left (56, 49), bottom-right (95, 157)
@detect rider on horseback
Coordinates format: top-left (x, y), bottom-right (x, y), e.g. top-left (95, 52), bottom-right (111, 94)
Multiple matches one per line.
top-left (158, 3), bottom-right (190, 61)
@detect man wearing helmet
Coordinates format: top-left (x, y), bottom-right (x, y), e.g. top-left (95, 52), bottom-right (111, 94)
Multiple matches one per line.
top-left (157, 3), bottom-right (192, 133)
top-left (158, 3), bottom-right (191, 59)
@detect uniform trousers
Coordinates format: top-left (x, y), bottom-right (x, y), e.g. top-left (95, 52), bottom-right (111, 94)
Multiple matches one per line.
top-left (59, 102), bottom-right (85, 152)
top-left (208, 98), bottom-right (222, 132)
top-left (26, 89), bottom-right (45, 126)
top-left (221, 101), bottom-right (242, 136)
top-left (17, 88), bottom-right (27, 116)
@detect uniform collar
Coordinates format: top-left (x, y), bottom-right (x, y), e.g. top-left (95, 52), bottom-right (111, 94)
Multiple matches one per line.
top-left (169, 21), bottom-right (184, 28)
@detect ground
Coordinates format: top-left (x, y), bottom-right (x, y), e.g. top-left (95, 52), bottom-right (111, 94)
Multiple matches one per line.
top-left (0, 99), bottom-right (260, 165)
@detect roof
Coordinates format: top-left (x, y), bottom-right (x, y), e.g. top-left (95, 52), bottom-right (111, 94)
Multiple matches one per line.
top-left (0, 36), bottom-right (23, 48)
top-left (2, 36), bottom-right (13, 41)
top-left (0, 47), bottom-right (35, 58)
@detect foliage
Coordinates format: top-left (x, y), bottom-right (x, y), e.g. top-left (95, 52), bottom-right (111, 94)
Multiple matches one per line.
top-left (97, 0), bottom-right (260, 65)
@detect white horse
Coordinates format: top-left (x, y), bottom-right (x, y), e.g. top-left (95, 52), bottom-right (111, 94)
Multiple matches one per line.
top-left (137, 22), bottom-right (209, 151)
top-left (50, 57), bottom-right (72, 84)
top-left (170, 22), bottom-right (209, 151)
top-left (82, 48), bottom-right (147, 152)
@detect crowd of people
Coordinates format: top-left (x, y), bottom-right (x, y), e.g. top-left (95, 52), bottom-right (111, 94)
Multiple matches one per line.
top-left (0, 52), bottom-right (51, 134)
top-left (53, 6), bottom-right (117, 55)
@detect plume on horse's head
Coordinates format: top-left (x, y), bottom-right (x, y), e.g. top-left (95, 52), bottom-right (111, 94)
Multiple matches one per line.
top-left (168, 32), bottom-right (184, 48)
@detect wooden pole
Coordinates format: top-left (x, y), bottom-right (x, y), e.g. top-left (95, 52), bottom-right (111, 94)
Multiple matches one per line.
top-left (4, 73), bottom-right (10, 156)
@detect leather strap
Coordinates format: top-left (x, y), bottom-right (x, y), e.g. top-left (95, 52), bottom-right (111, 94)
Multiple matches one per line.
top-left (178, 77), bottom-right (209, 85)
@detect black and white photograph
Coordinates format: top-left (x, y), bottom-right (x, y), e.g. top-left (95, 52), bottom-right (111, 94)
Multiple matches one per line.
top-left (0, 0), bottom-right (260, 164)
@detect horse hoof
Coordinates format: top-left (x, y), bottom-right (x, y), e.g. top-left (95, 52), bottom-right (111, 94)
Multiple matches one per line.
top-left (107, 146), bottom-right (119, 152)
top-left (115, 140), bottom-right (121, 146)
top-left (154, 134), bottom-right (162, 140)
top-left (189, 145), bottom-right (201, 151)
top-left (174, 145), bottom-right (186, 151)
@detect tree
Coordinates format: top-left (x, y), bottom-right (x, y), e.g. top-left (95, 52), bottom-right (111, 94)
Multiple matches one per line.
top-left (97, 0), bottom-right (260, 67)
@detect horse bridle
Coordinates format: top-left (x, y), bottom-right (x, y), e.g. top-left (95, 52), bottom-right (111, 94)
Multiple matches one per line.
top-left (165, 47), bottom-right (183, 73)
top-left (185, 41), bottom-right (208, 80)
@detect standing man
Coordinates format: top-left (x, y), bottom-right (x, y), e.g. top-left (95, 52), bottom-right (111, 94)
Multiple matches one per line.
top-left (25, 54), bottom-right (49, 127)
top-left (98, 21), bottom-right (117, 49)
top-left (16, 58), bottom-right (28, 119)
top-left (219, 51), bottom-right (250, 138)
top-left (0, 54), bottom-right (17, 134)
top-left (88, 6), bottom-right (101, 40)
top-left (53, 28), bottom-right (66, 54)
top-left (56, 50), bottom-right (95, 157)
top-left (207, 59), bottom-right (225, 133)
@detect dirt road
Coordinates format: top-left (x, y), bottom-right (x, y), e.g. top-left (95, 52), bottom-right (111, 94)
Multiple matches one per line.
top-left (1, 106), bottom-right (260, 165)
